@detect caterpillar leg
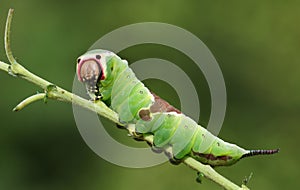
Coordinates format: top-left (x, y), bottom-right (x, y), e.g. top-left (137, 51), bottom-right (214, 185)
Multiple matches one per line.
top-left (151, 146), bottom-right (164, 154)
top-left (89, 94), bottom-right (102, 101)
top-left (94, 95), bottom-right (102, 101)
top-left (169, 157), bottom-right (182, 165)
top-left (126, 124), bottom-right (145, 142)
top-left (163, 146), bottom-right (182, 165)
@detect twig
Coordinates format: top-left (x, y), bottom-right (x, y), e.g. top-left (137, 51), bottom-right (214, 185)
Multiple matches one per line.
top-left (0, 61), bottom-right (9, 71)
top-left (5, 9), bottom-right (16, 65)
top-left (183, 157), bottom-right (247, 190)
top-left (0, 8), bottom-right (249, 190)
top-left (13, 93), bottom-right (46, 111)
top-left (3, 9), bottom-right (119, 123)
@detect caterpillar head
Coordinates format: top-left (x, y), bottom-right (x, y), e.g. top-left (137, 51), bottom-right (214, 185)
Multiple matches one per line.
top-left (76, 49), bottom-right (115, 85)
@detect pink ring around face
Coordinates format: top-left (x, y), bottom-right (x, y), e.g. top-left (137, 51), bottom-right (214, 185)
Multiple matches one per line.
top-left (77, 58), bottom-right (105, 82)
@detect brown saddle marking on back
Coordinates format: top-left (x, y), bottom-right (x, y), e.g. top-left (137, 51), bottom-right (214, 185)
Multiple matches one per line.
top-left (139, 92), bottom-right (181, 121)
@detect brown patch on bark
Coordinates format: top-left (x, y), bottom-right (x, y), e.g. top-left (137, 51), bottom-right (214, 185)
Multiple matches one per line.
top-left (150, 93), bottom-right (181, 114)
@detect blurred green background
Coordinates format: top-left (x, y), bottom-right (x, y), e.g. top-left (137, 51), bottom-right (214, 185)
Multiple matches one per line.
top-left (0, 1), bottom-right (299, 189)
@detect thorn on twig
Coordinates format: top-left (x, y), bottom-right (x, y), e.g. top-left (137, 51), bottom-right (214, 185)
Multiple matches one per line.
top-left (242, 172), bottom-right (253, 185)
top-left (196, 172), bottom-right (205, 183)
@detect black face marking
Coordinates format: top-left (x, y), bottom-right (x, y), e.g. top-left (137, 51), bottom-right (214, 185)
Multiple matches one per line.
top-left (96, 55), bottom-right (101, 60)
top-left (86, 79), bottom-right (102, 100)
top-left (77, 58), bottom-right (81, 64)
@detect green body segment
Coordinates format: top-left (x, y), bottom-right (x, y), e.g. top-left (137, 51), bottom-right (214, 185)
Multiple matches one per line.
top-left (77, 49), bottom-right (278, 167)
top-left (99, 55), bottom-right (154, 123)
top-left (136, 113), bottom-right (248, 166)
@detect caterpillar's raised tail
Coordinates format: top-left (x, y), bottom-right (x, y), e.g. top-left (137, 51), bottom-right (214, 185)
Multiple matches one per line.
top-left (241, 148), bottom-right (280, 159)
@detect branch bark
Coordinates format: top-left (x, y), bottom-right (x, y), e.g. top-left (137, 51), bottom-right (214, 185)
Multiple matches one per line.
top-left (0, 8), bottom-right (249, 190)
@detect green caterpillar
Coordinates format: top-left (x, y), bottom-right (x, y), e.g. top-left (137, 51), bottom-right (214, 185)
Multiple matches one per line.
top-left (76, 49), bottom-right (279, 166)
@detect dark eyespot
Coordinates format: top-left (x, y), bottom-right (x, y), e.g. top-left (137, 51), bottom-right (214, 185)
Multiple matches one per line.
top-left (77, 58), bottom-right (81, 64)
top-left (96, 55), bottom-right (101, 60)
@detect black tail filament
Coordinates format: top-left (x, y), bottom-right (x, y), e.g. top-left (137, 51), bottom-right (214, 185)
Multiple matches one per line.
top-left (241, 148), bottom-right (280, 159)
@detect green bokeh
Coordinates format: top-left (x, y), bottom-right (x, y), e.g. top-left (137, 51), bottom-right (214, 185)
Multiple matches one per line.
top-left (0, 1), bottom-right (299, 189)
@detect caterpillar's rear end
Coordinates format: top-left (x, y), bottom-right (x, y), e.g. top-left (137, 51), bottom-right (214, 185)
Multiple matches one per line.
top-left (136, 111), bottom-right (279, 166)
top-left (76, 49), bottom-right (279, 167)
